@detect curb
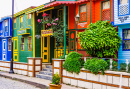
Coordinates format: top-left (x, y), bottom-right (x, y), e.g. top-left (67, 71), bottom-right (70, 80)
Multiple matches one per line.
top-left (0, 73), bottom-right (49, 89)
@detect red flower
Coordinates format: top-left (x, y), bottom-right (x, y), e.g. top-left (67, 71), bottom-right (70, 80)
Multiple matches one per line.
top-left (37, 19), bottom-right (41, 23)
top-left (42, 13), bottom-right (47, 17)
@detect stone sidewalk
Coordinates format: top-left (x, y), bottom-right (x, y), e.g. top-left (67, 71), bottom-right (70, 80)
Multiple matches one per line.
top-left (0, 71), bottom-right (82, 89)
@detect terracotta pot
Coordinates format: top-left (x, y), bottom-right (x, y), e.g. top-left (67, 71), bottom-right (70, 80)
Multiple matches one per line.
top-left (49, 83), bottom-right (62, 89)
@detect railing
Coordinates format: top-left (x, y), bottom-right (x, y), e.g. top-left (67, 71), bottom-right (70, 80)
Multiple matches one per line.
top-left (81, 57), bottom-right (130, 72)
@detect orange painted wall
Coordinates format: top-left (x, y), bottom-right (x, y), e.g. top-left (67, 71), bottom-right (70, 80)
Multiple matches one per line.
top-left (68, 4), bottom-right (76, 29)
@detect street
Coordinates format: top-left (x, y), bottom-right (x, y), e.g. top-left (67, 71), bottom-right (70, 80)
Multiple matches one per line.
top-left (0, 77), bottom-right (40, 89)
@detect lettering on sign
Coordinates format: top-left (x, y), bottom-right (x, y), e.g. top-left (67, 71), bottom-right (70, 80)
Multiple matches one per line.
top-left (41, 29), bottom-right (53, 36)
top-left (118, 16), bottom-right (129, 23)
top-left (35, 35), bottom-right (41, 39)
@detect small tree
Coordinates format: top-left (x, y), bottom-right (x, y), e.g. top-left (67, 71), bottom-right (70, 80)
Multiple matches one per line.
top-left (78, 21), bottom-right (121, 58)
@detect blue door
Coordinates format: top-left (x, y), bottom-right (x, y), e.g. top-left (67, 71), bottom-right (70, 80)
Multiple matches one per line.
top-left (2, 39), bottom-right (6, 61)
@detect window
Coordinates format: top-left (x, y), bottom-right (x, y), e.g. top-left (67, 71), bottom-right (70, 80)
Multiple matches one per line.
top-left (28, 37), bottom-right (32, 51)
top-left (27, 14), bottom-right (32, 26)
top-left (5, 20), bottom-right (8, 32)
top-left (8, 39), bottom-right (11, 51)
top-left (119, 0), bottom-right (129, 15)
top-left (21, 38), bottom-right (24, 51)
top-left (58, 9), bottom-right (63, 22)
top-left (20, 16), bottom-right (23, 28)
top-left (123, 29), bottom-right (130, 50)
top-left (102, 1), bottom-right (110, 21)
top-left (14, 18), bottom-right (17, 29)
top-left (79, 4), bottom-right (87, 22)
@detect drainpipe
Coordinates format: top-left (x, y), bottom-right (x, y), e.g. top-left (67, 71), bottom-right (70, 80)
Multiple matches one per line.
top-left (63, 4), bottom-right (66, 57)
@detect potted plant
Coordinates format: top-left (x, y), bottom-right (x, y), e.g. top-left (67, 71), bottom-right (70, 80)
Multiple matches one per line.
top-left (49, 72), bottom-right (61, 89)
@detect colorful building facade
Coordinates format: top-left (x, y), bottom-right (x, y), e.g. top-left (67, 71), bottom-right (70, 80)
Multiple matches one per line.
top-left (114, 0), bottom-right (130, 62)
top-left (0, 17), bottom-right (12, 61)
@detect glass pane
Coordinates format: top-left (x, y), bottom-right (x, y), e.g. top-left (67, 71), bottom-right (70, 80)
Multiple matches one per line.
top-left (15, 40), bottom-right (17, 49)
top-left (28, 14), bottom-right (31, 19)
top-left (20, 17), bottom-right (23, 22)
top-left (123, 30), bottom-right (130, 39)
top-left (44, 37), bottom-right (47, 47)
top-left (103, 1), bottom-right (110, 9)
top-left (120, 0), bottom-right (128, 4)
top-left (14, 18), bottom-right (16, 23)
top-left (123, 40), bottom-right (130, 49)
top-left (80, 5), bottom-right (86, 13)
top-left (44, 55), bottom-right (47, 59)
top-left (5, 20), bottom-right (8, 26)
top-left (4, 42), bottom-right (5, 49)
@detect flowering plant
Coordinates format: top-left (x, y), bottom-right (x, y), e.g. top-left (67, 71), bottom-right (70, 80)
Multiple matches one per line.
top-left (52, 72), bottom-right (61, 85)
top-left (37, 13), bottom-right (64, 45)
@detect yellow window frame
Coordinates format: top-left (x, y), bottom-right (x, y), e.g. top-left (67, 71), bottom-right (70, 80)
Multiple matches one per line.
top-left (28, 36), bottom-right (32, 51)
top-left (20, 15), bottom-right (24, 29)
top-left (21, 37), bottom-right (25, 51)
top-left (27, 13), bottom-right (32, 26)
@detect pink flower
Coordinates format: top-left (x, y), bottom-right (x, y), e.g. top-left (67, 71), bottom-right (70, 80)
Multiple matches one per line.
top-left (47, 23), bottom-right (51, 26)
top-left (55, 18), bottom-right (59, 21)
top-left (37, 19), bottom-right (41, 23)
top-left (42, 13), bottom-right (47, 17)
top-left (52, 23), bottom-right (57, 25)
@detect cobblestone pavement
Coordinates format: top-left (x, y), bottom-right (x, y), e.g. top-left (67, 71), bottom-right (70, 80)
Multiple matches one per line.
top-left (0, 77), bottom-right (40, 89)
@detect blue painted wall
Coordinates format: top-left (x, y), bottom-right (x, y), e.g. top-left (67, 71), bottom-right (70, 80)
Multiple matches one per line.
top-left (0, 17), bottom-right (12, 61)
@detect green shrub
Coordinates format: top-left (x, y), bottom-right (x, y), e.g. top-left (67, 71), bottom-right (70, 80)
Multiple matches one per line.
top-left (84, 58), bottom-right (108, 75)
top-left (128, 63), bottom-right (130, 73)
top-left (119, 63), bottom-right (127, 72)
top-left (78, 21), bottom-right (121, 58)
top-left (105, 59), bottom-right (110, 70)
top-left (52, 72), bottom-right (61, 85)
top-left (112, 60), bottom-right (118, 71)
top-left (62, 52), bottom-right (83, 74)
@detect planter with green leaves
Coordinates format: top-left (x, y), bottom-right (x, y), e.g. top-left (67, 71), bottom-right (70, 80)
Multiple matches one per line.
top-left (62, 52), bottom-right (83, 74)
top-left (49, 72), bottom-right (61, 89)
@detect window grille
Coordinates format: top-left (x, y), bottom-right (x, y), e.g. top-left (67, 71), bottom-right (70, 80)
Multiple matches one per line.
top-left (80, 4), bottom-right (87, 22)
top-left (102, 1), bottom-right (110, 21)
top-left (119, 3), bottom-right (129, 15)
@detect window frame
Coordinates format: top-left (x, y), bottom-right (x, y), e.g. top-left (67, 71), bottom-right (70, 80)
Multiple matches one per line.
top-left (8, 38), bottom-right (11, 51)
top-left (28, 36), bottom-right (32, 51)
top-left (122, 28), bottom-right (130, 51)
top-left (21, 37), bottom-right (25, 51)
top-left (20, 15), bottom-right (24, 29)
top-left (79, 4), bottom-right (87, 23)
top-left (27, 14), bottom-right (32, 26)
top-left (101, 0), bottom-right (111, 21)
top-left (118, 0), bottom-right (130, 16)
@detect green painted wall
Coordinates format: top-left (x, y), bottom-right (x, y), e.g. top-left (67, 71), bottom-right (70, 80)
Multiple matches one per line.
top-left (35, 13), bottom-right (42, 57)
top-left (13, 14), bottom-right (33, 63)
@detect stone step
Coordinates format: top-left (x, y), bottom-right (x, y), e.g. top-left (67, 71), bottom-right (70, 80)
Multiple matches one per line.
top-left (46, 65), bottom-right (52, 69)
top-left (36, 74), bottom-right (52, 80)
top-left (39, 71), bottom-right (52, 76)
top-left (43, 68), bottom-right (52, 72)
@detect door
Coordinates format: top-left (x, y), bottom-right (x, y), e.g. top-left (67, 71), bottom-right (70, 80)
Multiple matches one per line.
top-left (42, 36), bottom-right (50, 62)
top-left (13, 37), bottom-right (19, 61)
top-left (2, 39), bottom-right (6, 61)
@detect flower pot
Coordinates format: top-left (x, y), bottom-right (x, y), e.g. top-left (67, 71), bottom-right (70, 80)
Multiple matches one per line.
top-left (49, 83), bottom-right (62, 89)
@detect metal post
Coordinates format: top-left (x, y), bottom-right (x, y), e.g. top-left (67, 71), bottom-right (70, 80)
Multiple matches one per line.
top-left (9, 0), bottom-right (14, 74)
top-left (63, 5), bottom-right (66, 57)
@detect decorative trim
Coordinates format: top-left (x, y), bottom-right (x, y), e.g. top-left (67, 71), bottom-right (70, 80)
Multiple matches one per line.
top-left (33, 12), bottom-right (35, 57)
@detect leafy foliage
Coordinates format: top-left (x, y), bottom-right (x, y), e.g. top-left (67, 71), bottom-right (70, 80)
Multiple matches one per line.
top-left (62, 52), bottom-right (83, 74)
top-left (58, 55), bottom-right (65, 59)
top-left (78, 21), bottom-right (121, 58)
top-left (84, 58), bottom-right (108, 75)
top-left (119, 63), bottom-right (127, 72)
top-left (52, 72), bottom-right (61, 85)
top-left (128, 63), bottom-right (130, 73)
top-left (105, 59), bottom-right (110, 70)
top-left (112, 60), bottom-right (118, 71)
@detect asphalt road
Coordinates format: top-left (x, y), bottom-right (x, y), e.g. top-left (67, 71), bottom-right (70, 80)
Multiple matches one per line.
top-left (0, 77), bottom-right (40, 89)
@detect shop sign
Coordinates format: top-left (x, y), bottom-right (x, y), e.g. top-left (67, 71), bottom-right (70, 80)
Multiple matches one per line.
top-left (41, 29), bottom-right (53, 37)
